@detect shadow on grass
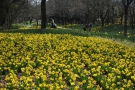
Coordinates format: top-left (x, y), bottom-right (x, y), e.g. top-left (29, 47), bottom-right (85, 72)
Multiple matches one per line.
top-left (0, 24), bottom-right (135, 42)
top-left (0, 26), bottom-right (91, 37)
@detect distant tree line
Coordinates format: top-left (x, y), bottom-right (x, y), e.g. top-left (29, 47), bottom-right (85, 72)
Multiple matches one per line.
top-left (0, 0), bottom-right (135, 36)
top-left (0, 0), bottom-right (28, 29)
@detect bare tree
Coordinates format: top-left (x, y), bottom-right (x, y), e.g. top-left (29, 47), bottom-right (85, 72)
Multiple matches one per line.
top-left (116, 1), bottom-right (124, 25)
top-left (31, 0), bottom-right (41, 26)
top-left (47, 0), bottom-right (84, 24)
top-left (84, 0), bottom-right (112, 27)
top-left (81, 0), bottom-right (93, 23)
top-left (129, 1), bottom-right (135, 35)
top-left (0, 0), bottom-right (28, 29)
top-left (122, 0), bottom-right (134, 36)
top-left (53, 0), bottom-right (71, 25)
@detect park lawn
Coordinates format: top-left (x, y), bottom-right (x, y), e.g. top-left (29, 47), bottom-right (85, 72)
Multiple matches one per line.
top-left (1, 23), bottom-right (135, 42)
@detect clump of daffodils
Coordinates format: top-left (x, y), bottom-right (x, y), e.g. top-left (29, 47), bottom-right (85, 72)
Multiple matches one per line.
top-left (0, 33), bottom-right (135, 89)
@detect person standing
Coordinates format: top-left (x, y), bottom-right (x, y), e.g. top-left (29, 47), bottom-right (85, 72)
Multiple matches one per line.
top-left (88, 23), bottom-right (92, 31)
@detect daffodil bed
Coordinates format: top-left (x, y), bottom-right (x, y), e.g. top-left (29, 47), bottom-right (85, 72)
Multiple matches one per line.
top-left (0, 33), bottom-right (135, 90)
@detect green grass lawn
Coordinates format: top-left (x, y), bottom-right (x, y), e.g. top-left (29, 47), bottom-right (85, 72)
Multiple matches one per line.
top-left (1, 24), bottom-right (135, 45)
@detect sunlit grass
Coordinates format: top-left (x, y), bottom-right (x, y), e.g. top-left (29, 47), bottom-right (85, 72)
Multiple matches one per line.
top-left (1, 24), bottom-right (135, 43)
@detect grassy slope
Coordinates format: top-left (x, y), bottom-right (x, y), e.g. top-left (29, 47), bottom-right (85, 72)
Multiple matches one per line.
top-left (0, 24), bottom-right (135, 89)
top-left (0, 24), bottom-right (135, 48)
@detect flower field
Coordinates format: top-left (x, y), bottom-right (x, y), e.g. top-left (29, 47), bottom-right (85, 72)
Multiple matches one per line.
top-left (0, 33), bottom-right (135, 90)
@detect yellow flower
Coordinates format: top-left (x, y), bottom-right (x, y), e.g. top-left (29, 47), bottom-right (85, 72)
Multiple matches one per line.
top-left (42, 75), bottom-right (47, 81)
top-left (71, 82), bottom-right (75, 86)
top-left (111, 83), bottom-right (116, 87)
top-left (25, 56), bottom-right (30, 60)
top-left (56, 85), bottom-right (60, 89)
top-left (74, 85), bottom-right (79, 90)
top-left (87, 85), bottom-right (92, 89)
top-left (82, 80), bottom-right (86, 84)
top-left (107, 78), bottom-right (111, 82)
top-left (100, 80), bottom-right (104, 84)
top-left (93, 74), bottom-right (97, 77)
top-left (49, 84), bottom-right (54, 90)
top-left (106, 83), bottom-right (109, 89)
top-left (123, 79), bottom-right (127, 83)
top-left (39, 84), bottom-right (43, 87)
top-left (117, 76), bottom-right (120, 79)
top-left (21, 68), bottom-right (25, 72)
top-left (60, 85), bottom-right (64, 88)
top-left (78, 82), bottom-right (83, 85)
top-left (117, 82), bottom-right (121, 85)
top-left (131, 75), bottom-right (135, 81)
top-left (120, 87), bottom-right (125, 90)
top-left (31, 83), bottom-right (35, 87)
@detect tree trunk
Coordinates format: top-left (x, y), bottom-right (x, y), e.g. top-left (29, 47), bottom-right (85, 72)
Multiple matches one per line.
top-left (120, 14), bottom-right (123, 25)
top-left (106, 11), bottom-right (110, 24)
top-left (0, 18), bottom-right (6, 26)
top-left (131, 8), bottom-right (135, 36)
top-left (30, 19), bottom-right (32, 25)
top-left (101, 17), bottom-right (105, 28)
top-left (129, 8), bottom-right (134, 35)
top-left (41, 0), bottom-right (46, 29)
top-left (124, 7), bottom-right (128, 36)
top-left (122, 0), bottom-right (134, 36)
top-left (112, 7), bottom-right (114, 24)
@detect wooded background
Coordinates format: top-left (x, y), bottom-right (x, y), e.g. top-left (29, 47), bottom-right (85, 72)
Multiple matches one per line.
top-left (0, 0), bottom-right (135, 36)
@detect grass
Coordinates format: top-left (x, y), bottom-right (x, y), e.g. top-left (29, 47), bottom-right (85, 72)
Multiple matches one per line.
top-left (0, 24), bottom-right (135, 46)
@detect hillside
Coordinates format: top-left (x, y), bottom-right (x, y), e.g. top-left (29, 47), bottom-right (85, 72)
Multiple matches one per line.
top-left (0, 33), bottom-right (135, 89)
